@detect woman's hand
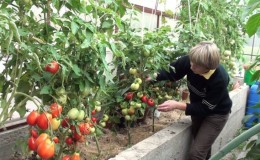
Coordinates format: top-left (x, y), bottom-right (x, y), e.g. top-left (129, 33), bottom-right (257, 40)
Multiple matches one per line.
top-left (157, 100), bottom-right (187, 112)
top-left (157, 100), bottom-right (178, 112)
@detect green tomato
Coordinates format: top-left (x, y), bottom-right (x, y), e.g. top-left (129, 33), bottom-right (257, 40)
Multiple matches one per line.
top-left (130, 83), bottom-right (140, 90)
top-left (95, 106), bottom-right (101, 112)
top-left (121, 108), bottom-right (128, 115)
top-left (102, 114), bottom-right (109, 122)
top-left (134, 78), bottom-right (142, 84)
top-left (100, 121), bottom-right (106, 127)
top-left (125, 115), bottom-right (131, 121)
top-left (129, 68), bottom-right (137, 75)
top-left (135, 103), bottom-right (142, 108)
top-left (67, 108), bottom-right (79, 120)
top-left (137, 92), bottom-right (143, 98)
top-left (77, 110), bottom-right (85, 121)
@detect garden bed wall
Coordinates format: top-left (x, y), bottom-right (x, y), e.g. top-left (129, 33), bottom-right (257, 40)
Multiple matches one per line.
top-left (109, 85), bottom-right (249, 160)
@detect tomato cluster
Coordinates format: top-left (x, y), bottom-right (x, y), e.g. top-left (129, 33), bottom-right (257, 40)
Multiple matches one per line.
top-left (26, 100), bottom-right (110, 159)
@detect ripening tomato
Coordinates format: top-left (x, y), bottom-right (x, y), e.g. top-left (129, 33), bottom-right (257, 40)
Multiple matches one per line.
top-left (50, 103), bottom-right (62, 118)
top-left (50, 118), bottom-right (61, 130)
top-left (37, 112), bottom-right (52, 130)
top-left (35, 133), bottom-right (50, 147)
top-left (71, 152), bottom-right (80, 160)
top-left (30, 129), bottom-right (38, 138)
top-left (28, 136), bottom-right (37, 151)
top-left (79, 123), bottom-right (90, 135)
top-left (45, 61), bottom-right (59, 74)
top-left (37, 139), bottom-right (55, 159)
top-left (62, 155), bottom-right (71, 160)
top-left (26, 111), bottom-right (40, 126)
top-left (91, 109), bottom-right (96, 115)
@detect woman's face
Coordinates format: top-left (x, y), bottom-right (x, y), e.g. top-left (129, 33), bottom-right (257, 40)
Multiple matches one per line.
top-left (190, 62), bottom-right (209, 74)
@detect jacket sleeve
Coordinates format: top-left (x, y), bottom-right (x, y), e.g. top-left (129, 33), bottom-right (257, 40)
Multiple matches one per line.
top-left (156, 55), bottom-right (190, 81)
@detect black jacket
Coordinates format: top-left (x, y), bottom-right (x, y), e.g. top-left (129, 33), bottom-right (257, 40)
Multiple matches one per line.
top-left (156, 55), bottom-right (232, 116)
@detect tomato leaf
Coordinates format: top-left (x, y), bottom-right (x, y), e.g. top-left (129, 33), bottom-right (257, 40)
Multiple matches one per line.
top-left (40, 85), bottom-right (51, 95)
top-left (16, 104), bottom-right (27, 118)
top-left (72, 64), bottom-right (81, 76)
top-left (245, 13), bottom-right (260, 37)
top-left (71, 21), bottom-right (79, 35)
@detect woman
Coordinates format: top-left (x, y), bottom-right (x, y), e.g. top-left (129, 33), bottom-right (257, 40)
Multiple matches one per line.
top-left (155, 41), bottom-right (232, 160)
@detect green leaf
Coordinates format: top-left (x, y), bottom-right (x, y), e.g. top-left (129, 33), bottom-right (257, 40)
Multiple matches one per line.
top-left (246, 13), bottom-right (260, 37)
top-left (246, 143), bottom-right (260, 159)
top-left (40, 85), bottom-right (51, 95)
top-left (16, 105), bottom-right (27, 118)
top-left (80, 38), bottom-right (90, 48)
top-left (71, 21), bottom-right (79, 35)
top-left (72, 64), bottom-right (81, 76)
top-left (251, 70), bottom-right (260, 82)
top-left (101, 20), bottom-right (113, 29)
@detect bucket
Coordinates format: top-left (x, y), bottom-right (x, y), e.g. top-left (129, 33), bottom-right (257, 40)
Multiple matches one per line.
top-left (244, 69), bottom-right (256, 86)
top-left (245, 82), bottom-right (260, 128)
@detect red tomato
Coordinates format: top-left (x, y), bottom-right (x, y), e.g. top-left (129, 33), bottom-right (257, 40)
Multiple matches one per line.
top-left (53, 136), bottom-right (59, 143)
top-left (35, 133), bottom-right (49, 147)
top-left (91, 117), bottom-right (97, 123)
top-left (141, 95), bottom-right (148, 103)
top-left (50, 103), bottom-right (62, 118)
top-left (28, 136), bottom-right (37, 151)
top-left (124, 92), bottom-right (134, 100)
top-left (62, 155), bottom-right (71, 160)
top-left (91, 109), bottom-right (96, 115)
top-left (147, 98), bottom-right (155, 107)
top-left (72, 131), bottom-right (82, 141)
top-left (65, 137), bottom-right (74, 145)
top-left (45, 61), bottom-right (59, 74)
top-left (37, 139), bottom-right (55, 159)
top-left (61, 117), bottom-right (70, 128)
top-left (71, 152), bottom-right (80, 160)
top-left (26, 111), bottom-right (40, 126)
top-left (37, 112), bottom-right (52, 130)
top-left (30, 129), bottom-right (38, 138)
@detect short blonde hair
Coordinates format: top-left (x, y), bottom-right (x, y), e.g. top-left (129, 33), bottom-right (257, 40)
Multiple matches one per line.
top-left (189, 41), bottom-right (220, 69)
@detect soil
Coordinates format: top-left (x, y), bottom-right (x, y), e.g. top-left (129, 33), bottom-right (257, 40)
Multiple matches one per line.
top-left (78, 110), bottom-right (186, 160)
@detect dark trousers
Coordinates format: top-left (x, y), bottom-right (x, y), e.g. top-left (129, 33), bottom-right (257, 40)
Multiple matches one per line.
top-left (188, 114), bottom-right (229, 160)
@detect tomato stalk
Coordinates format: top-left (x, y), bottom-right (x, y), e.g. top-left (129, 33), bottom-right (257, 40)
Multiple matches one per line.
top-left (94, 133), bottom-right (101, 155)
top-left (126, 121), bottom-right (132, 147)
top-left (152, 107), bottom-right (156, 132)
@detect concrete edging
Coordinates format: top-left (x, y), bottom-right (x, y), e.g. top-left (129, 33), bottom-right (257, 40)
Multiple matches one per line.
top-left (110, 85), bottom-right (249, 160)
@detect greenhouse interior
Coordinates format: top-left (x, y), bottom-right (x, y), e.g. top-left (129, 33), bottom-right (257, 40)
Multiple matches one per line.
top-left (0, 0), bottom-right (260, 160)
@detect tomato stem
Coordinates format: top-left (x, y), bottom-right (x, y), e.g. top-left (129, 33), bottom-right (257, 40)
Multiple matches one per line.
top-left (152, 107), bottom-right (156, 132)
top-left (94, 133), bottom-right (101, 155)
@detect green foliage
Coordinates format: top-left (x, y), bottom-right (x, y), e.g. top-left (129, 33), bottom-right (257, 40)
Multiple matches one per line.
top-left (0, 0), bottom-right (130, 124)
top-left (177, 0), bottom-right (245, 78)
